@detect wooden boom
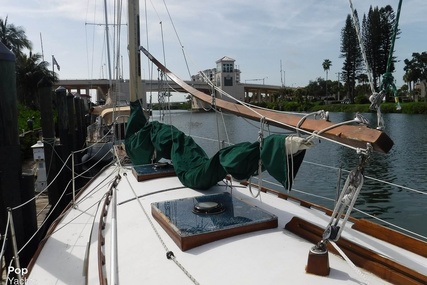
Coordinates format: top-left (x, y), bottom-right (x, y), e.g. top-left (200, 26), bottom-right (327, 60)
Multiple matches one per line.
top-left (140, 46), bottom-right (393, 154)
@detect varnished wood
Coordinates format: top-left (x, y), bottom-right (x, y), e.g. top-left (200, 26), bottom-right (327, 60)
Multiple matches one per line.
top-left (352, 218), bottom-right (427, 258)
top-left (151, 204), bottom-right (278, 251)
top-left (306, 249), bottom-right (330, 276)
top-left (285, 216), bottom-right (427, 285)
top-left (140, 47), bottom-right (394, 154)
top-left (132, 166), bottom-right (176, 182)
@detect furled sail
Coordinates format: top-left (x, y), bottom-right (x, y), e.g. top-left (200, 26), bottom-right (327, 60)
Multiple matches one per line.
top-left (125, 101), bottom-right (306, 190)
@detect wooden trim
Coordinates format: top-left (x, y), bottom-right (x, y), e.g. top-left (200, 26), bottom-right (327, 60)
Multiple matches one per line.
top-left (132, 166), bottom-right (176, 182)
top-left (285, 216), bottom-right (427, 285)
top-left (97, 190), bottom-right (111, 285)
top-left (352, 219), bottom-right (427, 258)
top-left (151, 203), bottom-right (278, 251)
top-left (240, 181), bottom-right (356, 222)
top-left (25, 162), bottom-right (114, 276)
top-left (140, 46), bottom-right (393, 154)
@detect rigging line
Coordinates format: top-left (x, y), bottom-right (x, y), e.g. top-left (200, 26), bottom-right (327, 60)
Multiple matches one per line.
top-left (200, 71), bottom-right (307, 123)
top-left (351, 207), bottom-right (427, 241)
top-left (142, 1), bottom-right (157, 116)
top-left (216, 108), bottom-right (231, 147)
top-left (12, 145), bottom-right (114, 213)
top-left (0, 211), bottom-right (11, 262)
top-left (215, 105), bottom-right (222, 151)
top-left (114, 0), bottom-right (124, 81)
top-left (86, 0), bottom-right (98, 79)
top-left (122, 172), bottom-right (200, 284)
top-left (363, 175), bottom-right (427, 195)
top-left (11, 164), bottom-right (117, 265)
top-left (207, 70), bottom-right (362, 151)
top-left (160, 0), bottom-right (192, 78)
top-left (39, 165), bottom-right (121, 242)
top-left (17, 176), bottom-right (91, 255)
top-left (259, 172), bottom-right (427, 241)
top-left (103, 0), bottom-right (113, 88)
top-left (348, 0), bottom-right (375, 94)
top-left (11, 148), bottom-right (71, 211)
top-left (160, 21), bottom-right (167, 68)
top-left (302, 159), bottom-right (426, 196)
top-left (385, 0), bottom-right (403, 75)
top-left (330, 241), bottom-right (369, 285)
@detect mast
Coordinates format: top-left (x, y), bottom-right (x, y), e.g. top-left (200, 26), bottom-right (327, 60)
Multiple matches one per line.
top-left (127, 0), bottom-right (144, 106)
top-left (103, 0), bottom-right (113, 89)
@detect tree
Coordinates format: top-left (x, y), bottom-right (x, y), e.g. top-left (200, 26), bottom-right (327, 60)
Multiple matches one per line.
top-left (0, 16), bottom-right (32, 56)
top-left (340, 13), bottom-right (363, 102)
top-left (1, 17), bottom-right (57, 108)
top-left (362, 6), bottom-right (398, 90)
top-left (322, 59), bottom-right (332, 96)
top-left (16, 52), bottom-right (57, 108)
top-left (404, 52), bottom-right (427, 101)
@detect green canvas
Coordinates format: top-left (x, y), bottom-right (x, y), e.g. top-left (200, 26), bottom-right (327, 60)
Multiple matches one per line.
top-left (125, 101), bottom-right (305, 190)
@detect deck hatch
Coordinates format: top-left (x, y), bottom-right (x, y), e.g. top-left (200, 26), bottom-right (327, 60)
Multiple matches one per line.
top-left (151, 192), bottom-right (278, 251)
top-left (132, 163), bottom-right (176, 181)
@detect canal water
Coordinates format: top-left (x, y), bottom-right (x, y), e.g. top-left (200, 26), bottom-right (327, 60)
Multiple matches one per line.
top-left (157, 109), bottom-right (427, 239)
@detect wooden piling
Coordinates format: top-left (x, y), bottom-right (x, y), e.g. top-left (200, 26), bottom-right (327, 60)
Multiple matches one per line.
top-left (37, 78), bottom-right (60, 210)
top-left (0, 42), bottom-right (27, 267)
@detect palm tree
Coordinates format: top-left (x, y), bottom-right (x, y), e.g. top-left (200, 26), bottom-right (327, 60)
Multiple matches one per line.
top-left (322, 59), bottom-right (332, 97)
top-left (16, 51), bottom-right (57, 108)
top-left (1, 17), bottom-right (57, 108)
top-left (0, 16), bottom-right (32, 56)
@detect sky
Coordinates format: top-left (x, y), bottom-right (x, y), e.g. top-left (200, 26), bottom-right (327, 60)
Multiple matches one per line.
top-left (2, 0), bottom-right (426, 99)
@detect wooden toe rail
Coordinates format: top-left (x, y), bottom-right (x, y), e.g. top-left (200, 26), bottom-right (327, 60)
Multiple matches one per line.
top-left (285, 216), bottom-right (427, 285)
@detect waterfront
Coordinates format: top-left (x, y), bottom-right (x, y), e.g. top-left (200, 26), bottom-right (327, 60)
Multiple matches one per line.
top-left (159, 109), bottom-right (427, 238)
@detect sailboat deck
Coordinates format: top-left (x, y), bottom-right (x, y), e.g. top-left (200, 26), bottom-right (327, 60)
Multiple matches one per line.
top-left (27, 163), bottom-right (427, 285)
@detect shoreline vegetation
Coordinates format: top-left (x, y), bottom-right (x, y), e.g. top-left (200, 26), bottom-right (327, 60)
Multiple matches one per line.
top-left (17, 101), bottom-right (426, 160)
top-left (18, 100), bottom-right (427, 131)
top-left (149, 101), bottom-right (427, 114)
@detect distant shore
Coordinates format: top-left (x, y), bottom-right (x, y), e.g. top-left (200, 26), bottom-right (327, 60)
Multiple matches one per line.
top-left (154, 101), bottom-right (427, 114)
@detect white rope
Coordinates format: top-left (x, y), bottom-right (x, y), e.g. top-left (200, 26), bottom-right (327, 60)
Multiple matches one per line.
top-left (330, 241), bottom-right (369, 285)
top-left (348, 0), bottom-right (375, 94)
top-left (122, 171), bottom-right (200, 284)
top-left (0, 211), bottom-right (11, 262)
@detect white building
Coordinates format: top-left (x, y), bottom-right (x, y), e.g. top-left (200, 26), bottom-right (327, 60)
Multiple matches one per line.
top-left (191, 56), bottom-right (244, 109)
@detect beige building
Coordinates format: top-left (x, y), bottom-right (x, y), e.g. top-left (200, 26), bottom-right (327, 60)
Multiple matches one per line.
top-left (191, 56), bottom-right (244, 109)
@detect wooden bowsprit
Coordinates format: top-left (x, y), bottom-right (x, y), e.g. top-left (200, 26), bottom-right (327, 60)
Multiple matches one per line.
top-left (139, 46), bottom-right (393, 154)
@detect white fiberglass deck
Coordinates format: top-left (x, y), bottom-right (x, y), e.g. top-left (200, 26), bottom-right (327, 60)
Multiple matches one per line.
top-left (28, 163), bottom-right (426, 285)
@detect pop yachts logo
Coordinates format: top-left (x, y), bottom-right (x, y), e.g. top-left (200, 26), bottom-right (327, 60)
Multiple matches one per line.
top-left (7, 266), bottom-right (35, 285)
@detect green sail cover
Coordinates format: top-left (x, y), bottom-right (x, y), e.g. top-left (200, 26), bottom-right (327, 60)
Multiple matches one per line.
top-left (125, 101), bottom-right (305, 190)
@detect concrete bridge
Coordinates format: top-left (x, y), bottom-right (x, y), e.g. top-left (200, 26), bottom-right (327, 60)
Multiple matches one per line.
top-left (55, 79), bottom-right (284, 102)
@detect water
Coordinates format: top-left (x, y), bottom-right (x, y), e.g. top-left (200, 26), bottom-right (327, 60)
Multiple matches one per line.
top-left (156, 110), bottom-right (427, 239)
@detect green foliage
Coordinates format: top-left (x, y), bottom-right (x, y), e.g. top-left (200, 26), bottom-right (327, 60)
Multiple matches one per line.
top-left (19, 132), bottom-right (38, 159)
top-left (354, 94), bottom-right (370, 104)
top-left (16, 104), bottom-right (41, 159)
top-left (151, 101), bottom-right (191, 110)
top-left (405, 102), bottom-right (427, 114)
top-left (282, 102), bottom-right (301, 112)
top-left (17, 103), bottom-right (41, 132)
top-left (341, 13), bottom-right (363, 102)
